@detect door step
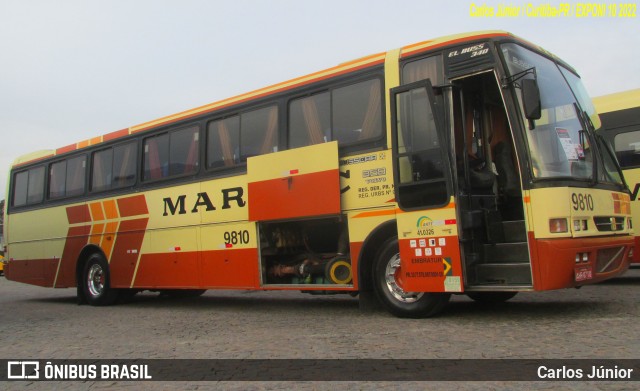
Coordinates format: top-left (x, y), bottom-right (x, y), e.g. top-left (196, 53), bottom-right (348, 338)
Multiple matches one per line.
top-left (483, 242), bottom-right (529, 263)
top-left (487, 219), bottom-right (527, 243)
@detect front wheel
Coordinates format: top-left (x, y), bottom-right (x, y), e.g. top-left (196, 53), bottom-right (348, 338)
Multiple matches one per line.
top-left (82, 253), bottom-right (119, 306)
top-left (373, 237), bottom-right (450, 318)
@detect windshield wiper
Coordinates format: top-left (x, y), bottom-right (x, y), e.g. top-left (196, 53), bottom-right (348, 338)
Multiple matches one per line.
top-left (573, 103), bottom-right (598, 186)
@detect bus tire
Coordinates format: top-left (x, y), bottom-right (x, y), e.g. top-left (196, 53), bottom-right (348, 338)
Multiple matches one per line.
top-left (82, 253), bottom-right (119, 306)
top-left (373, 237), bottom-right (450, 318)
top-left (466, 291), bottom-right (518, 303)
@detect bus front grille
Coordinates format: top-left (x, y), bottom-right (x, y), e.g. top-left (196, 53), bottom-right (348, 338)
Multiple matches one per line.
top-left (596, 246), bottom-right (625, 273)
top-left (594, 216), bottom-right (625, 232)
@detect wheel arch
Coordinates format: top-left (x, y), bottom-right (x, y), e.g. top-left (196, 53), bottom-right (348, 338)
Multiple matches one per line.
top-left (75, 244), bottom-right (107, 288)
top-left (357, 219), bottom-right (397, 294)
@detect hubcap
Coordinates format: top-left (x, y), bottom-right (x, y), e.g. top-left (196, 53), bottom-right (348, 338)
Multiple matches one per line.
top-left (87, 263), bottom-right (105, 297)
top-left (385, 253), bottom-right (424, 303)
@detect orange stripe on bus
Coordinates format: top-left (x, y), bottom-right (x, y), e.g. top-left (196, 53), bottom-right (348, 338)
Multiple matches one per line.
top-left (103, 199), bottom-right (119, 220)
top-left (89, 202), bottom-right (105, 221)
top-left (353, 209), bottom-right (397, 219)
top-left (101, 221), bottom-right (119, 261)
top-left (66, 204), bottom-right (91, 224)
top-left (109, 218), bottom-right (149, 288)
top-left (56, 144), bottom-right (76, 156)
top-left (103, 128), bottom-right (130, 142)
top-left (117, 194), bottom-right (149, 217)
top-left (89, 223), bottom-right (104, 245)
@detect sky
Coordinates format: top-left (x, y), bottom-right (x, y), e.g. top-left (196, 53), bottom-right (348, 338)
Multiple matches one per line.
top-left (1, 0), bottom-right (639, 199)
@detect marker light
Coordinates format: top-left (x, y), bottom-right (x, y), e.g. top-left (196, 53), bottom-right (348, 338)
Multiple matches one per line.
top-left (549, 218), bottom-right (568, 233)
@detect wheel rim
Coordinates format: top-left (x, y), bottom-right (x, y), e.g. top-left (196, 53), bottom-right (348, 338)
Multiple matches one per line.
top-left (87, 263), bottom-right (105, 298)
top-left (384, 253), bottom-right (424, 303)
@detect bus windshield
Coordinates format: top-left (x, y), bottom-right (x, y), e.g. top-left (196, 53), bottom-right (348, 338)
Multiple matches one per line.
top-left (501, 43), bottom-right (623, 186)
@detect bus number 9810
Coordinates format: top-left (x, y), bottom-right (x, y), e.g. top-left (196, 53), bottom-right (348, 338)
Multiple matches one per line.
top-left (224, 230), bottom-right (250, 245)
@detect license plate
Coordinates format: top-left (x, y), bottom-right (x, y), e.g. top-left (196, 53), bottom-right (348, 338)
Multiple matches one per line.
top-left (575, 266), bottom-right (593, 282)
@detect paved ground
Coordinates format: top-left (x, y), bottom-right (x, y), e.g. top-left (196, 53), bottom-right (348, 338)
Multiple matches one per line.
top-left (0, 269), bottom-right (638, 390)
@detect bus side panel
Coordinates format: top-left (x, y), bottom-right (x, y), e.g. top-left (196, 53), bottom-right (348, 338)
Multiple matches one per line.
top-left (200, 222), bottom-right (259, 288)
top-left (55, 225), bottom-right (92, 287)
top-left (533, 235), bottom-right (632, 290)
top-left (347, 210), bottom-right (399, 291)
top-left (396, 202), bottom-right (463, 293)
top-left (108, 218), bottom-right (149, 288)
top-left (200, 248), bottom-right (259, 289)
top-left (247, 142), bottom-right (341, 222)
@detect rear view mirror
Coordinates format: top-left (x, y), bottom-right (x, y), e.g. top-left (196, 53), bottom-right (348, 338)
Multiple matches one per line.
top-left (522, 79), bottom-right (541, 120)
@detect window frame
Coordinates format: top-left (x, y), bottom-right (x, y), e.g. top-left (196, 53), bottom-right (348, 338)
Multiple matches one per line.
top-left (10, 165), bottom-right (46, 208)
top-left (205, 102), bottom-right (280, 174)
top-left (47, 154), bottom-right (88, 201)
top-left (90, 140), bottom-right (138, 194)
top-left (142, 124), bottom-right (201, 183)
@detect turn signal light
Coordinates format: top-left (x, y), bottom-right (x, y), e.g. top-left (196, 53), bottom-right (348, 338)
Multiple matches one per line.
top-left (549, 218), bottom-right (568, 233)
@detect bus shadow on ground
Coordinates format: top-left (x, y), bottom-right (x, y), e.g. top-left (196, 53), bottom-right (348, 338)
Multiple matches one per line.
top-left (25, 289), bottom-right (629, 321)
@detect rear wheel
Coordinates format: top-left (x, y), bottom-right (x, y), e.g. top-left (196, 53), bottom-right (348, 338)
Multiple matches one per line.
top-left (373, 237), bottom-right (450, 318)
top-left (82, 253), bottom-right (119, 306)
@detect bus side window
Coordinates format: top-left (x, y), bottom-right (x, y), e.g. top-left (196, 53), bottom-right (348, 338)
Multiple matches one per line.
top-left (332, 79), bottom-right (382, 145)
top-left (207, 116), bottom-right (240, 169)
top-left (92, 141), bottom-right (137, 192)
top-left (49, 160), bottom-right (67, 199)
top-left (169, 126), bottom-right (199, 175)
top-left (288, 92), bottom-right (330, 149)
top-left (113, 142), bottom-right (136, 187)
top-left (13, 168), bottom-right (46, 206)
top-left (614, 130), bottom-right (640, 168)
top-left (241, 106), bottom-right (278, 160)
top-left (65, 156), bottom-right (86, 197)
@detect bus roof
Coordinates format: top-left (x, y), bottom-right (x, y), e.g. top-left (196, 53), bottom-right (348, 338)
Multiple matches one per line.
top-left (13, 30), bottom-right (523, 168)
top-left (593, 89), bottom-right (640, 114)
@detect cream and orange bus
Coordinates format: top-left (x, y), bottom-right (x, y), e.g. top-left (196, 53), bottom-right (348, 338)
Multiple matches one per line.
top-left (594, 89), bottom-right (640, 264)
top-left (3, 31), bottom-right (634, 318)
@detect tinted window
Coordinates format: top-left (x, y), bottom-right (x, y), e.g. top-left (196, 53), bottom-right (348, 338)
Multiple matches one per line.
top-left (332, 79), bottom-right (382, 145)
top-left (144, 126), bottom-right (199, 181)
top-left (241, 106), bottom-right (278, 159)
top-left (92, 141), bottom-right (137, 192)
top-left (12, 167), bottom-right (46, 207)
top-left (614, 130), bottom-right (640, 168)
top-left (12, 171), bottom-right (28, 207)
top-left (49, 156), bottom-right (86, 199)
top-left (207, 116), bottom-right (240, 169)
top-left (92, 148), bottom-right (113, 192)
top-left (402, 55), bottom-right (444, 85)
top-left (289, 92), bottom-right (330, 148)
top-left (113, 142), bottom-right (137, 188)
top-left (27, 167), bottom-right (45, 204)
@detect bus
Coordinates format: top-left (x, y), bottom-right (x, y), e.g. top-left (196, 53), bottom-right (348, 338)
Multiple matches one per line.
top-left (3, 31), bottom-right (634, 318)
top-left (593, 89), bottom-right (640, 264)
